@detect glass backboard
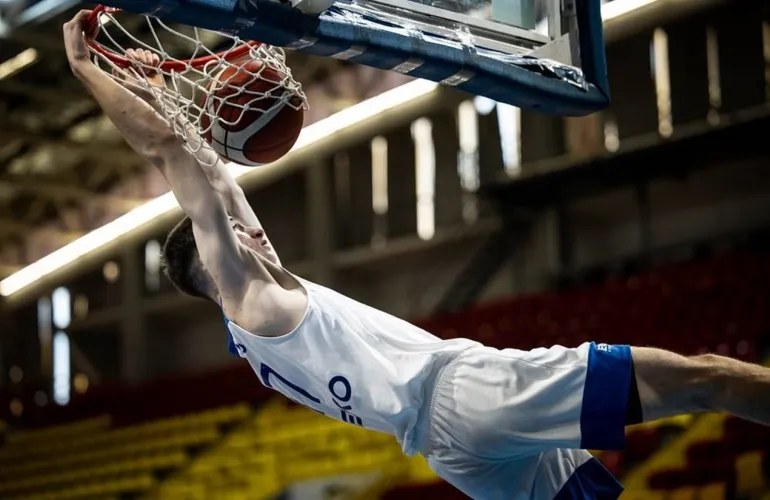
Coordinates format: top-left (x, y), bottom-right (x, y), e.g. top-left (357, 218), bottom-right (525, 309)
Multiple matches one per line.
top-left (12, 0), bottom-right (610, 115)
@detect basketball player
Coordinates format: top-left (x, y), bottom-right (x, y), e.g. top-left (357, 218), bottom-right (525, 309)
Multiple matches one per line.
top-left (65, 11), bottom-right (770, 499)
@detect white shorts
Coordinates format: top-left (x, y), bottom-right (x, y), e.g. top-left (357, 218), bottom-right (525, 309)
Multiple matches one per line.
top-left (422, 342), bottom-right (632, 500)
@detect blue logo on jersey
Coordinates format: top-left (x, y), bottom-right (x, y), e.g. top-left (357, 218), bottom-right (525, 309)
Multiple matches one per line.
top-left (259, 363), bottom-right (364, 427)
top-left (235, 343), bottom-right (248, 355)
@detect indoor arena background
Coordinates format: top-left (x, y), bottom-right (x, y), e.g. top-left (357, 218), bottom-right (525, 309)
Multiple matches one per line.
top-left (0, 0), bottom-right (769, 498)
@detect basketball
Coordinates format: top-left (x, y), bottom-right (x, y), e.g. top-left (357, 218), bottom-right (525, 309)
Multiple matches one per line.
top-left (200, 60), bottom-right (304, 166)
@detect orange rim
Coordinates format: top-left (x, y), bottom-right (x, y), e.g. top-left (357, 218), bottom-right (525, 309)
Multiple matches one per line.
top-left (85, 5), bottom-right (259, 71)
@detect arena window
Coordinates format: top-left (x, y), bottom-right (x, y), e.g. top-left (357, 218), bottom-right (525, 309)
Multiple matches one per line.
top-left (371, 136), bottom-right (388, 246)
top-left (705, 26), bottom-right (722, 124)
top-left (412, 118), bottom-right (435, 241)
top-left (51, 286), bottom-right (72, 406)
top-left (52, 331), bottom-right (70, 406)
top-left (52, 286), bottom-right (71, 330)
top-left (651, 27), bottom-right (673, 138)
top-left (604, 116), bottom-right (620, 152)
top-left (473, 96), bottom-right (496, 116)
top-left (497, 103), bottom-right (522, 176)
top-left (102, 261), bottom-right (120, 283)
top-left (144, 240), bottom-right (162, 292)
top-left (37, 296), bottom-right (52, 379)
top-left (37, 296), bottom-right (51, 342)
top-left (458, 101), bottom-right (480, 223)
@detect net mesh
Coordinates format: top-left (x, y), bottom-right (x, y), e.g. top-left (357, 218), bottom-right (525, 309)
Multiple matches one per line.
top-left (87, 8), bottom-right (307, 165)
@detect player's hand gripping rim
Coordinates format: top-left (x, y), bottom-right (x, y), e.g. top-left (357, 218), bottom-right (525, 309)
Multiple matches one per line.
top-left (112, 48), bottom-right (167, 110)
top-left (63, 10), bottom-right (93, 71)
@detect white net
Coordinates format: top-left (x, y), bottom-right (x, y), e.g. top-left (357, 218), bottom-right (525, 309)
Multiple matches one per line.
top-left (87, 7), bottom-right (307, 165)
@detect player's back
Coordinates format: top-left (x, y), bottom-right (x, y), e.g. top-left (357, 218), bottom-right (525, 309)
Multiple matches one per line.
top-left (225, 277), bottom-right (479, 454)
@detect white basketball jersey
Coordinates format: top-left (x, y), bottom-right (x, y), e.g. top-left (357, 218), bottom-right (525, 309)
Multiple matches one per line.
top-left (225, 278), bottom-right (479, 454)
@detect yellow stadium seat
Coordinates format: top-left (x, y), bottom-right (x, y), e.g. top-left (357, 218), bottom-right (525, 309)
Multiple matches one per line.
top-left (7, 474), bottom-right (155, 500)
top-left (0, 413), bottom-right (223, 462)
top-left (0, 451), bottom-right (187, 496)
top-left (619, 490), bottom-right (666, 500)
top-left (3, 415), bottom-right (111, 447)
top-left (667, 486), bottom-right (697, 500)
top-left (623, 413), bottom-right (728, 491)
top-left (406, 454), bottom-right (437, 483)
top-left (139, 400), bottom-right (414, 499)
top-left (735, 451), bottom-right (765, 493)
top-left (0, 405), bottom-right (256, 500)
top-left (698, 482), bottom-right (726, 500)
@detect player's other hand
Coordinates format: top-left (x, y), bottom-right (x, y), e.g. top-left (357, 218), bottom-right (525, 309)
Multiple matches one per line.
top-left (63, 10), bottom-right (92, 68)
top-left (112, 48), bottom-right (167, 110)
top-left (123, 48), bottom-right (165, 88)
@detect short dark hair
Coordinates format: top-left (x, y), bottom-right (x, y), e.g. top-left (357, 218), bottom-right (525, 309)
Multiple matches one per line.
top-left (160, 217), bottom-right (211, 299)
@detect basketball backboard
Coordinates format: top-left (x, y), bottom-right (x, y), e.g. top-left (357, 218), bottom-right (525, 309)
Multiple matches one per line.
top-left (88, 0), bottom-right (609, 115)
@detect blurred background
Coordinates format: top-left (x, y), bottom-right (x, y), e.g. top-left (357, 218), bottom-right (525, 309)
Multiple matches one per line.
top-left (0, 0), bottom-right (769, 498)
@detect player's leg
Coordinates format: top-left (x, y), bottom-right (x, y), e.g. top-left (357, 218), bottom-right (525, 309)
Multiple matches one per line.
top-left (420, 343), bottom-right (640, 498)
top-left (422, 342), bottom-right (634, 460)
top-left (427, 448), bottom-right (623, 500)
top-left (631, 347), bottom-right (770, 425)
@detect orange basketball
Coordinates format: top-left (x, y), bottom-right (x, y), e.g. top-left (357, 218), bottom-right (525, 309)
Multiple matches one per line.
top-left (200, 60), bottom-right (304, 166)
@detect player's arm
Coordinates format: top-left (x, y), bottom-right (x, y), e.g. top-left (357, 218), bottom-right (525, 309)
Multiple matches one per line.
top-left (120, 49), bottom-right (281, 266)
top-left (63, 11), bottom-right (252, 296)
top-left (185, 144), bottom-right (282, 265)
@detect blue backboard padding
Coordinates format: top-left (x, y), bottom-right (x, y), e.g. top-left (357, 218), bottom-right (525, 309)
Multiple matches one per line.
top-left (101, 0), bottom-right (609, 116)
top-left (575, 0), bottom-right (610, 101)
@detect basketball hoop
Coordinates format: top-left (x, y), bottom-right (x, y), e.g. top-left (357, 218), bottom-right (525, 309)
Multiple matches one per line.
top-left (85, 5), bottom-right (307, 164)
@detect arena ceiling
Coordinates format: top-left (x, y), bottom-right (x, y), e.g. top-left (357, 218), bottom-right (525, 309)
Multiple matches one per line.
top-left (0, 5), bottom-right (393, 280)
top-left (0, 0), bottom-right (723, 283)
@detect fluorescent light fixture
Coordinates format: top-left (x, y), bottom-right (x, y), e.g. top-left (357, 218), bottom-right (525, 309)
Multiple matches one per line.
top-left (0, 78), bottom-right (439, 297)
top-left (15, 0), bottom-right (79, 26)
top-left (0, 48), bottom-right (38, 80)
top-left (0, 0), bottom-right (659, 298)
top-left (601, 0), bottom-right (658, 22)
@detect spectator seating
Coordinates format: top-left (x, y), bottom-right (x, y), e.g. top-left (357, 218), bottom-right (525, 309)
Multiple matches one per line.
top-left (0, 405), bottom-right (248, 500)
top-left (639, 415), bottom-right (770, 497)
top-left (149, 400), bottom-right (408, 500)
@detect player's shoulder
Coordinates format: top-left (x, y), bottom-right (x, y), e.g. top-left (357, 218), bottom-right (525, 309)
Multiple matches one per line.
top-left (226, 280), bottom-right (308, 337)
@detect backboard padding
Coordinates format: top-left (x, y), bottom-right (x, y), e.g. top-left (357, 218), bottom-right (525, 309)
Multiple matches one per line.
top-left (99, 0), bottom-right (610, 115)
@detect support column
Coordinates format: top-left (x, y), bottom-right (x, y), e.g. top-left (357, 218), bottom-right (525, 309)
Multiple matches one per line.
top-left (636, 183), bottom-right (652, 265)
top-left (520, 110), bottom-right (566, 166)
top-left (556, 200), bottom-right (574, 275)
top-left (306, 161), bottom-right (335, 286)
top-left (510, 207), bottom-right (561, 293)
top-left (121, 246), bottom-right (147, 384)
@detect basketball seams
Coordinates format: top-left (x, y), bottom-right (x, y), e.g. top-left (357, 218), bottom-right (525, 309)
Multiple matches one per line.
top-left (201, 59), bottom-right (304, 165)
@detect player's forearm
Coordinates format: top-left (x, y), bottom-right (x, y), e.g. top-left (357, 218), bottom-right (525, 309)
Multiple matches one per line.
top-left (72, 61), bottom-right (225, 225)
top-left (71, 61), bottom-right (175, 164)
top-left (157, 112), bottom-right (247, 219)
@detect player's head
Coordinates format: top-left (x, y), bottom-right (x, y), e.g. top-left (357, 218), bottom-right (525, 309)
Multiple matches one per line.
top-left (160, 216), bottom-right (277, 299)
top-left (228, 216), bottom-right (279, 263)
top-left (160, 217), bottom-right (214, 300)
